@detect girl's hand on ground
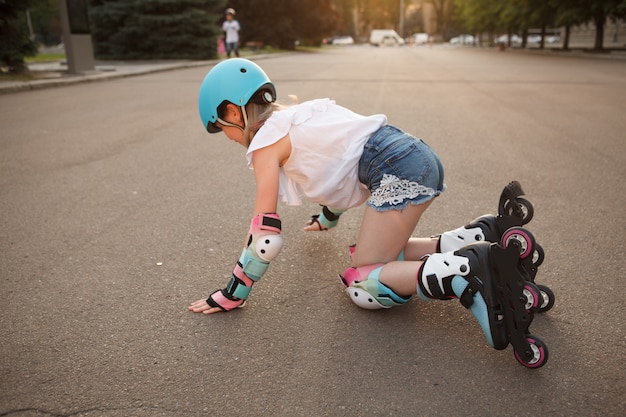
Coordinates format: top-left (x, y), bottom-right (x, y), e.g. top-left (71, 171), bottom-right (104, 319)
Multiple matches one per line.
top-left (188, 299), bottom-right (223, 315)
top-left (303, 216), bottom-right (327, 232)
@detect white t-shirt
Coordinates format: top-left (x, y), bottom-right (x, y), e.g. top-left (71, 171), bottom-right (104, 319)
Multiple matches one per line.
top-left (246, 99), bottom-right (387, 209)
top-left (222, 20), bottom-right (240, 43)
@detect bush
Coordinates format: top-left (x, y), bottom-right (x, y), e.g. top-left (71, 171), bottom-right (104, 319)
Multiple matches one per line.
top-left (88, 0), bottom-right (225, 60)
top-left (0, 1), bottom-right (39, 72)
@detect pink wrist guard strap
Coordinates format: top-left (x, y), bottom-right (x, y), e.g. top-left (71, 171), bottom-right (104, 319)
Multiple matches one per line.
top-left (207, 289), bottom-right (245, 311)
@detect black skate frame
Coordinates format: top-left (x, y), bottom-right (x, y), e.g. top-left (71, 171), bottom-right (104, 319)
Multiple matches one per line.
top-left (490, 239), bottom-right (537, 363)
top-left (497, 181), bottom-right (541, 282)
top-left (498, 181), bottom-right (530, 224)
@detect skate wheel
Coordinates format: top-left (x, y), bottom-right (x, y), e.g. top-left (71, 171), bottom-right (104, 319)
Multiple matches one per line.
top-left (503, 197), bottom-right (534, 225)
top-left (532, 244), bottom-right (545, 268)
top-left (537, 284), bottom-right (555, 312)
top-left (502, 227), bottom-right (535, 259)
top-left (522, 282), bottom-right (542, 311)
top-left (514, 336), bottom-right (548, 369)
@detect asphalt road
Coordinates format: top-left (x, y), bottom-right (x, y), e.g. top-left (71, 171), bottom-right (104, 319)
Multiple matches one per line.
top-left (1, 46), bottom-right (625, 417)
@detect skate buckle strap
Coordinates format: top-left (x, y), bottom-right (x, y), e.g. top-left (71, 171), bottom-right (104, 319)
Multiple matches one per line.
top-left (459, 276), bottom-right (483, 309)
top-left (426, 274), bottom-right (455, 300)
top-left (238, 247), bottom-right (269, 281)
top-left (419, 252), bottom-right (470, 300)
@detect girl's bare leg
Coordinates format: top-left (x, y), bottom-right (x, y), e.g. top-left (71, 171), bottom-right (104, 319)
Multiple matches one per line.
top-left (351, 200), bottom-right (435, 296)
top-left (402, 237), bottom-right (439, 261)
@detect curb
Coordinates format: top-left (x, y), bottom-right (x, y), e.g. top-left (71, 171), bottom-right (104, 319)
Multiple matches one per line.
top-left (0, 54), bottom-right (280, 95)
top-left (0, 60), bottom-right (216, 95)
top-left (481, 45), bottom-right (626, 60)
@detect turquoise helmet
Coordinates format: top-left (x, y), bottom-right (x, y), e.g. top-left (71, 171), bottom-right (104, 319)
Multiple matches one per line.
top-left (198, 58), bottom-right (276, 133)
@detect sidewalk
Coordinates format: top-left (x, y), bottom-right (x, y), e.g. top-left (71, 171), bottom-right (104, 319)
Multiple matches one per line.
top-left (0, 59), bottom-right (218, 95)
top-left (0, 50), bottom-right (288, 95)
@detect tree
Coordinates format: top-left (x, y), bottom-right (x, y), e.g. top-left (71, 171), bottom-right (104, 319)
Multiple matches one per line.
top-left (426, 0), bottom-right (455, 39)
top-left (551, 0), bottom-right (588, 50)
top-left (451, 0), bottom-right (626, 51)
top-left (584, 0), bottom-right (626, 50)
top-left (553, 0), bottom-right (626, 50)
top-left (294, 0), bottom-right (341, 46)
top-left (0, 0), bottom-right (39, 72)
top-left (88, 0), bottom-right (226, 59)
top-left (29, 0), bottom-right (61, 46)
top-left (226, 0), bottom-right (340, 49)
top-left (527, 0), bottom-right (558, 49)
top-left (453, 0), bottom-right (503, 44)
top-left (333, 0), bottom-right (357, 37)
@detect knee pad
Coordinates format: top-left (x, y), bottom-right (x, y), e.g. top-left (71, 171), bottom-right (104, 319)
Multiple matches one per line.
top-left (343, 264), bottom-right (412, 310)
top-left (341, 263), bottom-right (384, 287)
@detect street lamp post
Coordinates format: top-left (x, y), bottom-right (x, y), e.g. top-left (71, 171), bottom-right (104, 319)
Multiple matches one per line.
top-left (399, 0), bottom-right (405, 37)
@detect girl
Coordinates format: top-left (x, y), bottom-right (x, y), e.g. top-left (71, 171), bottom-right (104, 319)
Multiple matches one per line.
top-left (188, 59), bottom-right (541, 364)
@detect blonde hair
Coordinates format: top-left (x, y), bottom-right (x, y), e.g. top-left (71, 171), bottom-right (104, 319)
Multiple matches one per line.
top-left (243, 95), bottom-right (298, 147)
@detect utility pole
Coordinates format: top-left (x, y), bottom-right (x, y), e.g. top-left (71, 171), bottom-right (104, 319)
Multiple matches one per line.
top-left (399, 0), bottom-right (405, 37)
top-left (26, 10), bottom-right (35, 41)
top-left (59, 0), bottom-right (95, 74)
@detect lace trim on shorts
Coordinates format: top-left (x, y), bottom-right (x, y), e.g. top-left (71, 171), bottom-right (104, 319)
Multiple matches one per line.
top-left (368, 174), bottom-right (436, 207)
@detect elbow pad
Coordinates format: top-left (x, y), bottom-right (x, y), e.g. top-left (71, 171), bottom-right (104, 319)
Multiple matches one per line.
top-left (212, 213), bottom-right (284, 309)
top-left (240, 213), bottom-right (283, 281)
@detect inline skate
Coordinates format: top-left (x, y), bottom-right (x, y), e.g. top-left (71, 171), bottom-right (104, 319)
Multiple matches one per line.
top-left (438, 181), bottom-right (554, 312)
top-left (419, 229), bottom-right (549, 368)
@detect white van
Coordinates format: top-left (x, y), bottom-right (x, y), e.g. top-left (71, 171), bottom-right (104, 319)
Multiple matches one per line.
top-left (411, 33), bottom-right (429, 45)
top-left (369, 29), bottom-right (405, 46)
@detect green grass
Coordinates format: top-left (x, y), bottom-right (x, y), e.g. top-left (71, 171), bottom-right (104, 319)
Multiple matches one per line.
top-left (295, 46), bottom-right (323, 53)
top-left (25, 53), bottom-right (66, 63)
top-left (0, 52), bottom-right (64, 81)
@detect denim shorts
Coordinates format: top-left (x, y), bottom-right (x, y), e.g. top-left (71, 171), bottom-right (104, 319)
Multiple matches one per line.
top-left (358, 125), bottom-right (445, 212)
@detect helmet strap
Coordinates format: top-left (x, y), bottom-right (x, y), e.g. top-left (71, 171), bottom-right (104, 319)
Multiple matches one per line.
top-left (240, 105), bottom-right (249, 129)
top-left (216, 106), bottom-right (247, 133)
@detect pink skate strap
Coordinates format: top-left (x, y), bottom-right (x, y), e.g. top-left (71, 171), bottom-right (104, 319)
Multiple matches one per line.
top-left (207, 289), bottom-right (244, 311)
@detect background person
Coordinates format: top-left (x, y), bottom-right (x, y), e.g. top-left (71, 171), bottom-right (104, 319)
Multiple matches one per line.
top-left (222, 8), bottom-right (240, 58)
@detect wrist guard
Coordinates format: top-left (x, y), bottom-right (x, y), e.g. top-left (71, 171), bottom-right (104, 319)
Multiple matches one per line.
top-left (207, 213), bottom-right (283, 311)
top-left (310, 206), bottom-right (345, 230)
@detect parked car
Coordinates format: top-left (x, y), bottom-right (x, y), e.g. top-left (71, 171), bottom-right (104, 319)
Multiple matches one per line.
top-left (546, 35), bottom-right (561, 44)
top-left (369, 29), bottom-right (405, 46)
top-left (450, 35), bottom-right (475, 45)
top-left (496, 34), bottom-right (522, 45)
top-left (526, 35), bottom-right (542, 45)
top-left (332, 36), bottom-right (355, 46)
top-left (411, 33), bottom-right (429, 45)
